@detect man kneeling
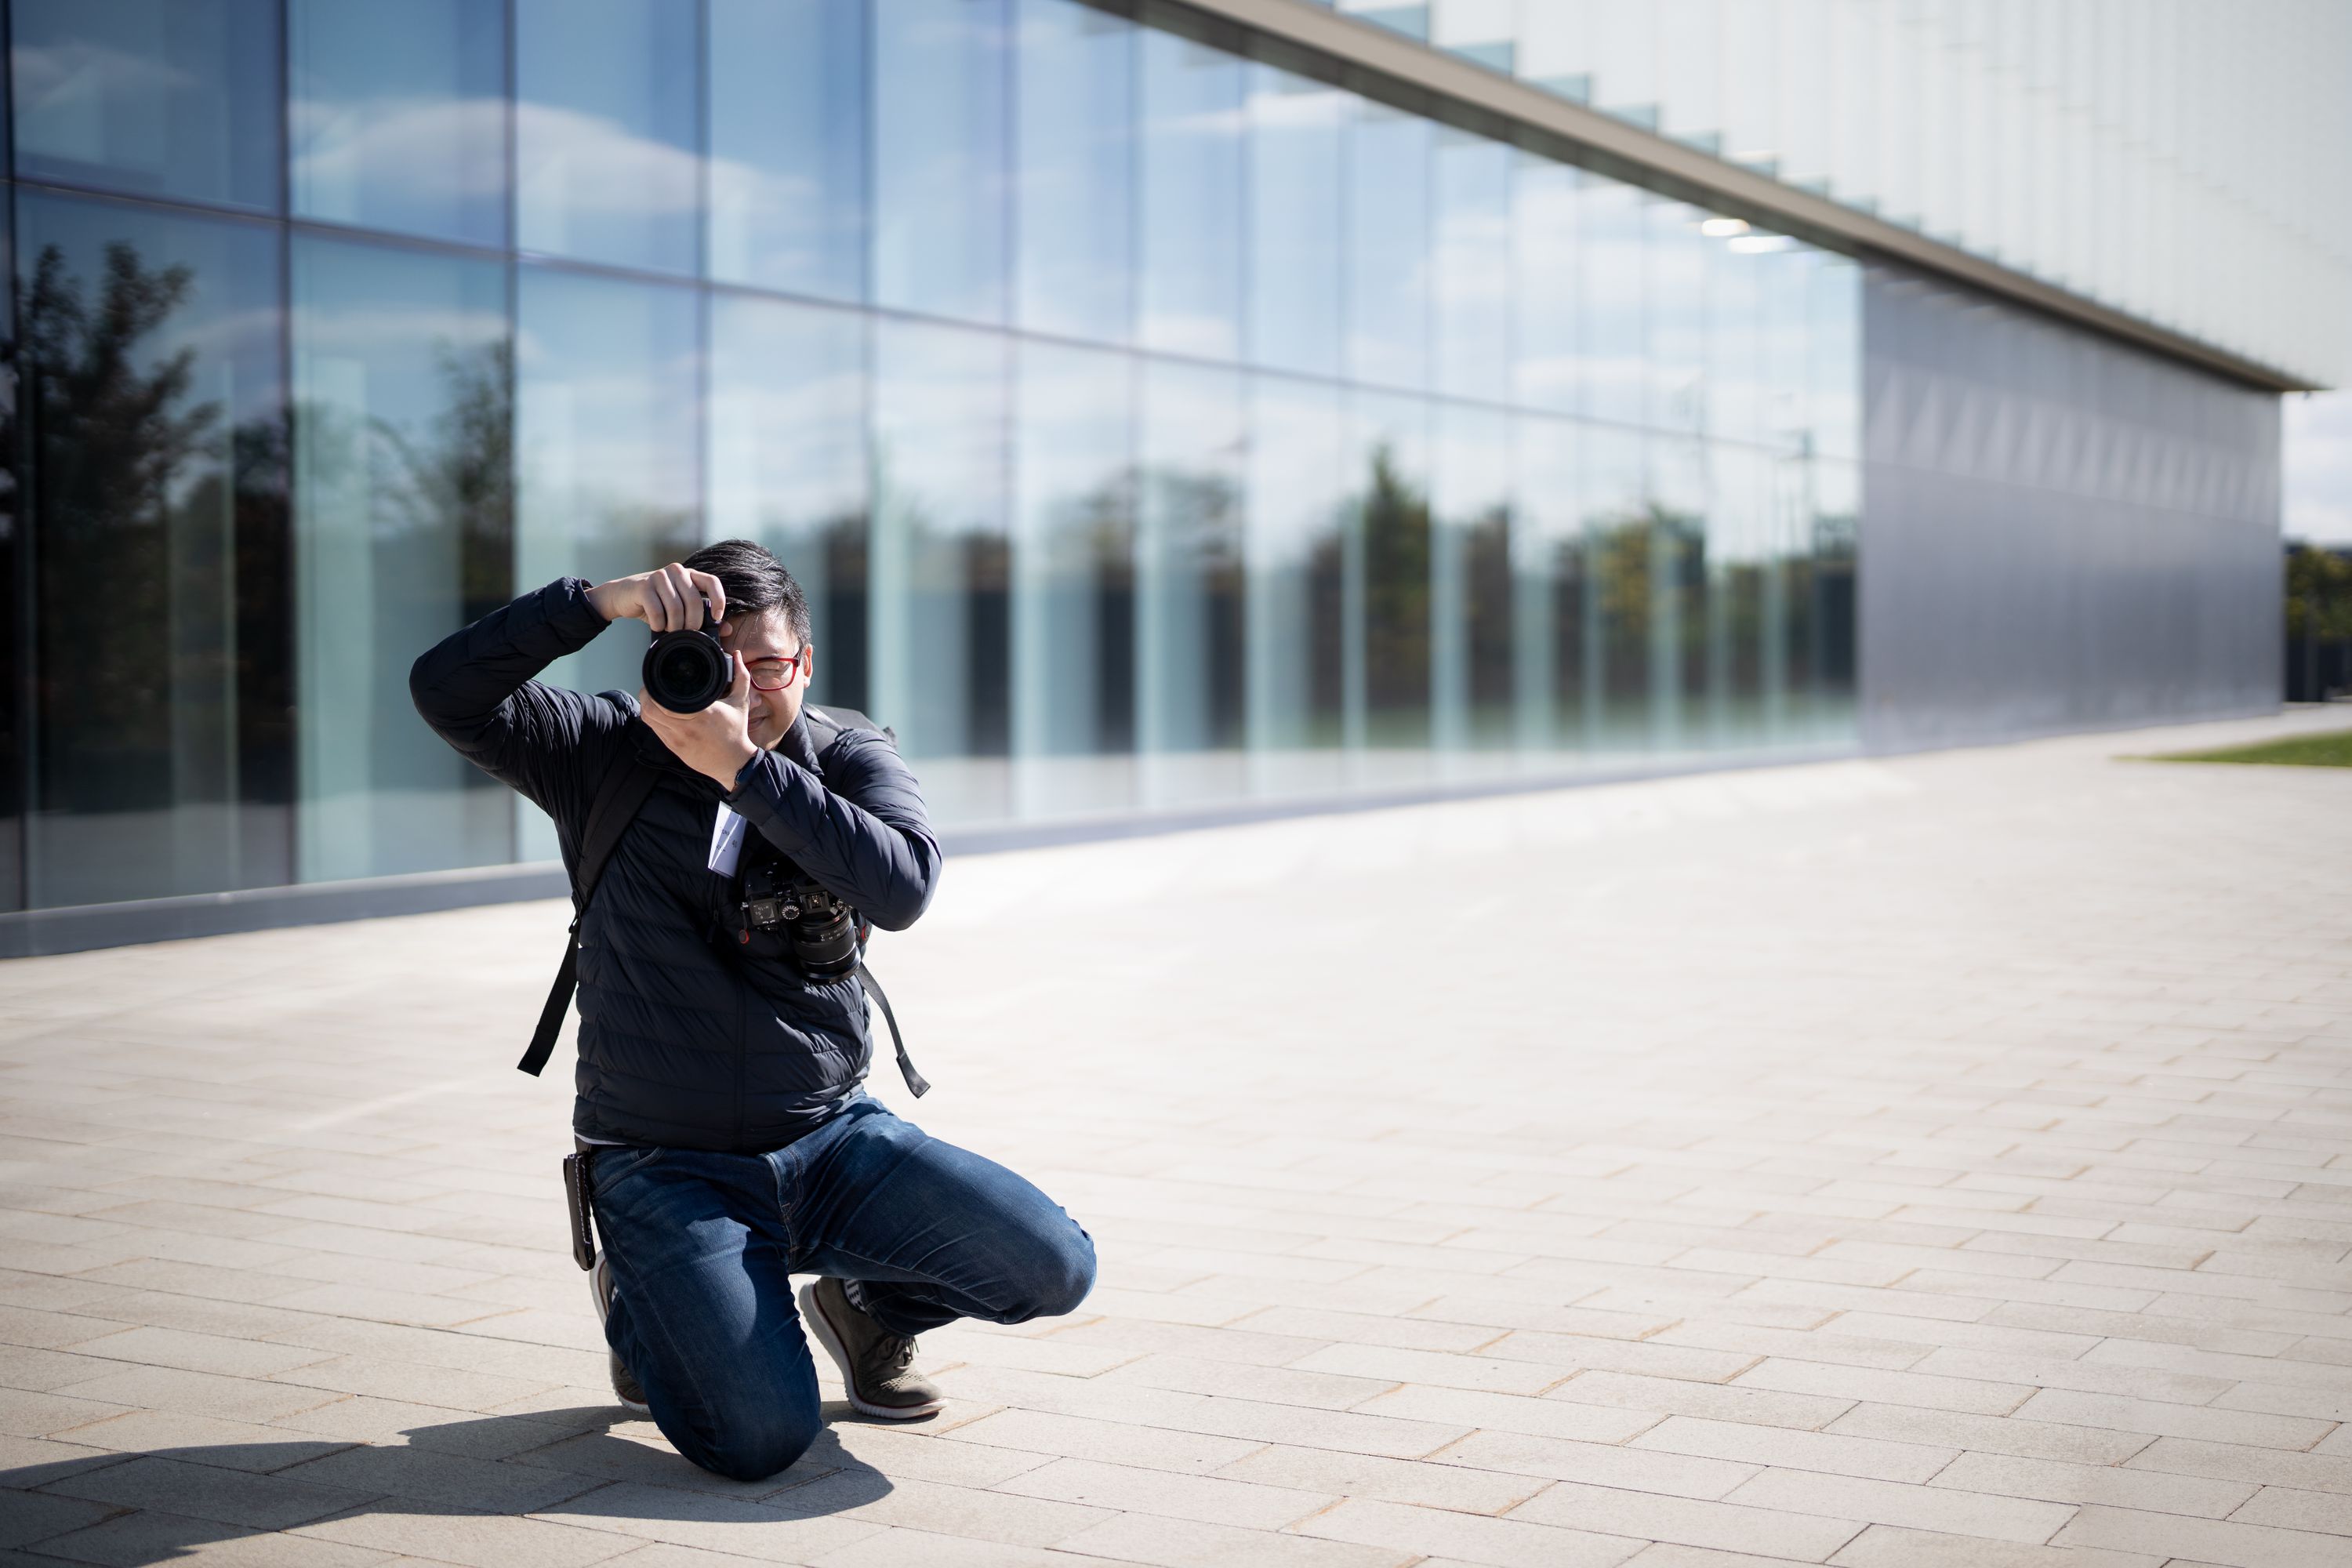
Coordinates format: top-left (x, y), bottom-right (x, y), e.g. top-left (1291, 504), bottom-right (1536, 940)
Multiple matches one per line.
top-left (411, 541), bottom-right (1095, 1481)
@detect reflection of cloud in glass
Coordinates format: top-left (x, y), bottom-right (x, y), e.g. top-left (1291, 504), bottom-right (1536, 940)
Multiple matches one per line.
top-left (13, 42), bottom-right (201, 112)
top-left (517, 102), bottom-right (706, 225)
top-left (290, 96), bottom-right (506, 216)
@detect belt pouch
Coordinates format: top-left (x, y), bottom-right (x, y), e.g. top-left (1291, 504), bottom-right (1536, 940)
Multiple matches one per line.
top-left (561, 1149), bottom-right (597, 1272)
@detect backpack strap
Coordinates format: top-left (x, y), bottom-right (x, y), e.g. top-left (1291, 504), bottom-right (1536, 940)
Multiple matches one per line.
top-left (518, 739), bottom-right (662, 1076)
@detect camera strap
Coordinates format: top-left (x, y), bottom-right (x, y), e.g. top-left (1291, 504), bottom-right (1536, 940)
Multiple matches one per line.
top-left (857, 963), bottom-right (929, 1098)
top-left (519, 746), bottom-right (662, 1076)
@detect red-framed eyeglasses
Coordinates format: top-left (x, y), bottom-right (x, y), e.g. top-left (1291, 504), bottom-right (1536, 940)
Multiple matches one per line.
top-left (742, 648), bottom-right (808, 691)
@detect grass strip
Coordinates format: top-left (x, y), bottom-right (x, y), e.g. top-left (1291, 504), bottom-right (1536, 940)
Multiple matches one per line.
top-left (2141, 728), bottom-right (2352, 768)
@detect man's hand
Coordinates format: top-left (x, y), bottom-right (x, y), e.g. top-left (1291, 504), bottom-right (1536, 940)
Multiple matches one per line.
top-left (639, 654), bottom-right (762, 788)
top-left (587, 563), bottom-right (727, 632)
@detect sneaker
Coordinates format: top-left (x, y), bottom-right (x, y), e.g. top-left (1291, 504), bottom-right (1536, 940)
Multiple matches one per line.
top-left (799, 1276), bottom-right (943, 1421)
top-left (586, 1251), bottom-right (652, 1417)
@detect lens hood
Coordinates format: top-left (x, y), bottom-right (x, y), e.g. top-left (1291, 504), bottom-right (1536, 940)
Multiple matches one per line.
top-left (643, 627), bottom-right (731, 713)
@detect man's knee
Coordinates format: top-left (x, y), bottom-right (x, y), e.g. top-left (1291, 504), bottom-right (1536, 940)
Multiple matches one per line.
top-left (695, 1398), bottom-right (822, 1483)
top-left (1000, 1221), bottom-right (1096, 1323)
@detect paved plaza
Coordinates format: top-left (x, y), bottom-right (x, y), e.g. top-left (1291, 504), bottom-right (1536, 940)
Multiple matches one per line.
top-left (2, 712), bottom-right (2350, 1568)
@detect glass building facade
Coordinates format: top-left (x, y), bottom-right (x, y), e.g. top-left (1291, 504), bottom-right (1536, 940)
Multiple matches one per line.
top-left (5, 0), bottom-right (1878, 916)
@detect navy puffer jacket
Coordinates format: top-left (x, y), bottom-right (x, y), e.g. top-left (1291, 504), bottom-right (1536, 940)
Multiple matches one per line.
top-left (410, 578), bottom-right (942, 1152)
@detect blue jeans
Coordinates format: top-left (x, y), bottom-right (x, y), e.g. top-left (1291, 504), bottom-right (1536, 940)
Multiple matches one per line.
top-left (587, 1097), bottom-right (1095, 1481)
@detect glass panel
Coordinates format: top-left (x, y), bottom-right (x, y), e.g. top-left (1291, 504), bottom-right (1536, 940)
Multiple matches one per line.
top-left (1432, 404), bottom-right (1513, 763)
top-left (1512, 412), bottom-right (1587, 753)
top-left (1707, 443), bottom-right (1771, 748)
top-left (1583, 422), bottom-right (1648, 752)
top-left (709, 0), bottom-right (867, 301)
top-left (1352, 391), bottom-right (1432, 780)
top-left (1760, 241), bottom-right (1812, 459)
top-left (292, 235), bottom-right (513, 882)
top-left (1014, 0), bottom-right (1134, 344)
top-left (515, 0), bottom-right (699, 275)
top-left (1706, 220), bottom-right (1764, 448)
top-left (1808, 456), bottom-right (1860, 738)
top-left (18, 193), bottom-right (289, 905)
top-left (1811, 253), bottom-right (1862, 461)
top-left (289, 0), bottom-right (506, 246)
top-left (1433, 127), bottom-right (1511, 404)
top-left (1650, 200), bottom-right (1707, 436)
top-left (1650, 434), bottom-right (1708, 748)
top-left (1246, 64), bottom-right (1344, 379)
top-left (514, 266), bottom-right (701, 793)
top-left (1137, 358), bottom-right (1245, 805)
top-left (1512, 151), bottom-right (1579, 416)
top-left (1347, 101), bottom-right (1432, 390)
top-left (1012, 339), bottom-right (1134, 818)
top-left (1138, 29), bottom-right (1243, 359)
top-left (874, 0), bottom-right (1010, 325)
top-left (870, 318), bottom-right (1010, 821)
top-left (13, 0), bottom-right (281, 212)
top-left (707, 293), bottom-right (868, 711)
top-left (1581, 175), bottom-right (1646, 428)
top-left (1245, 374), bottom-right (1347, 796)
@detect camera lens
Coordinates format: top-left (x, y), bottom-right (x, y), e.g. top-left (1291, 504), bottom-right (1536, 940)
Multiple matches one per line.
top-left (642, 630), bottom-right (729, 713)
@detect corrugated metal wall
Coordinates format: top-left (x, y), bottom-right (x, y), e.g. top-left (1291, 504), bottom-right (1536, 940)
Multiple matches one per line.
top-left (1859, 267), bottom-right (2281, 749)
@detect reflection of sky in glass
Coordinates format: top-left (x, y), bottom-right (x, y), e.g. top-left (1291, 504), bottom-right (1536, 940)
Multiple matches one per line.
top-left (1434, 129), bottom-right (1512, 403)
top-left (516, 0), bottom-right (699, 274)
top-left (1016, 0), bottom-right (1134, 344)
top-left (709, 0), bottom-right (866, 301)
top-left (1248, 67), bottom-right (1345, 379)
top-left (1140, 31), bottom-right (1243, 360)
top-left (875, 0), bottom-right (1011, 325)
top-left (1581, 180), bottom-right (1646, 426)
top-left (1649, 203), bottom-right (1707, 437)
top-left (15, 0), bottom-right (281, 212)
top-left (289, 0), bottom-right (505, 246)
top-left (1348, 103), bottom-right (1433, 391)
top-left (1512, 156), bottom-right (1579, 416)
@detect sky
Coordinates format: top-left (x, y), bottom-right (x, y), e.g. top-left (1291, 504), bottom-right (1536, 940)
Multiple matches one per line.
top-left (2285, 390), bottom-right (2352, 546)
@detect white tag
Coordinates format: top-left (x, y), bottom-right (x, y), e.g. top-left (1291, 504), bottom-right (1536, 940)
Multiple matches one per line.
top-left (707, 804), bottom-right (748, 877)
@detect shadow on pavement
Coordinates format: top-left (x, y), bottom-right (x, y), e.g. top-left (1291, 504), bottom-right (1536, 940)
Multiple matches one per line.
top-left (0, 1406), bottom-right (891, 1565)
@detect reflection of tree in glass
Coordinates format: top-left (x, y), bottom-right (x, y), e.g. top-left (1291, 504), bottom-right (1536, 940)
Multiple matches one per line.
top-left (372, 342), bottom-right (514, 624)
top-left (1360, 443), bottom-right (1428, 739)
top-left (1140, 463), bottom-right (1243, 750)
top-left (1465, 499), bottom-right (1514, 742)
top-left (16, 242), bottom-right (227, 811)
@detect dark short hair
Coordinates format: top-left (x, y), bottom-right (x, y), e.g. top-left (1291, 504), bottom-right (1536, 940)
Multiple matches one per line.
top-left (682, 539), bottom-right (811, 646)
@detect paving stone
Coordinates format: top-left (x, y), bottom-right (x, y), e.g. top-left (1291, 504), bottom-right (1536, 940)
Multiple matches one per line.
top-left (1723, 1468), bottom-right (2077, 1546)
top-left (1929, 1450), bottom-right (2257, 1519)
top-left (1508, 1479), bottom-right (1867, 1560)
top-left (21, 1508), bottom-right (397, 1566)
top-left (1294, 1495), bottom-right (1648, 1567)
top-left (2054, 1503), bottom-right (2350, 1566)
top-left (0, 1488), bottom-right (120, 1551)
top-left (1628, 1415), bottom-right (1957, 1484)
top-left (943, 1407), bottom-right (1261, 1475)
top-left (1432, 1428), bottom-right (1759, 1500)
top-left (1826, 1523), bottom-right (2165, 1567)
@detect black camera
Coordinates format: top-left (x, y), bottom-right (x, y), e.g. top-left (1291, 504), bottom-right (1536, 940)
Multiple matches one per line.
top-left (643, 626), bottom-right (731, 713)
top-left (739, 855), bottom-right (862, 978)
